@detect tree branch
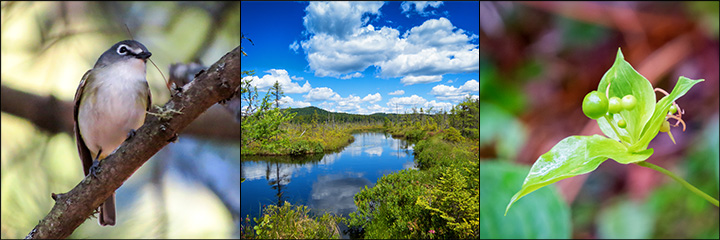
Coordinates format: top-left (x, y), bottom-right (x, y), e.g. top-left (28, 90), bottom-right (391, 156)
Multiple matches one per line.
top-left (0, 83), bottom-right (239, 140)
top-left (0, 85), bottom-right (73, 135)
top-left (24, 45), bottom-right (240, 239)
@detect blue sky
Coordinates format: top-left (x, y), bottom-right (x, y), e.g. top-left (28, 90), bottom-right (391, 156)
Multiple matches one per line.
top-left (241, 1), bottom-right (479, 115)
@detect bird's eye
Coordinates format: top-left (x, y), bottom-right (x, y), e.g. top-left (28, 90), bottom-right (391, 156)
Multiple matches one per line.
top-left (117, 45), bottom-right (130, 55)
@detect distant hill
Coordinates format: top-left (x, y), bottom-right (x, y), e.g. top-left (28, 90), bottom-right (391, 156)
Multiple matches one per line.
top-left (283, 106), bottom-right (440, 124)
top-left (284, 106), bottom-right (331, 116)
top-left (284, 106), bottom-right (397, 124)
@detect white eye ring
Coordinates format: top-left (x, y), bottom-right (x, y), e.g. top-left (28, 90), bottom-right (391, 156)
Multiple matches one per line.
top-left (117, 44), bottom-right (131, 55)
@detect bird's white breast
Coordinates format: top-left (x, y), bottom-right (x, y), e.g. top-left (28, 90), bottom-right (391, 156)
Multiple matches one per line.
top-left (77, 60), bottom-right (148, 158)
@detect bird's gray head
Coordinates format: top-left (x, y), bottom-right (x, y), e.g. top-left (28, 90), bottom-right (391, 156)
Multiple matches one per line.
top-left (94, 40), bottom-right (152, 68)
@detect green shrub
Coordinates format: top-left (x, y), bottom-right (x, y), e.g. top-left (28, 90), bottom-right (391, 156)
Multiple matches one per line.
top-left (287, 139), bottom-right (324, 155)
top-left (417, 158), bottom-right (479, 239)
top-left (349, 135), bottom-right (479, 239)
top-left (249, 202), bottom-right (340, 239)
top-left (414, 138), bottom-right (454, 170)
top-left (443, 127), bottom-right (464, 142)
top-left (348, 169), bottom-right (433, 239)
top-left (462, 127), bottom-right (479, 140)
top-left (405, 128), bottom-right (426, 140)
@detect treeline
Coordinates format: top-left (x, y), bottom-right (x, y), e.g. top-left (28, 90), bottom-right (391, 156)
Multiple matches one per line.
top-left (285, 102), bottom-right (479, 135)
top-left (285, 106), bottom-right (388, 125)
top-left (384, 96), bottom-right (479, 141)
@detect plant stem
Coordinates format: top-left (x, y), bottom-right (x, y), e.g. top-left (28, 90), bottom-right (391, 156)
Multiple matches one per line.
top-left (636, 161), bottom-right (719, 207)
top-left (604, 115), bottom-right (630, 147)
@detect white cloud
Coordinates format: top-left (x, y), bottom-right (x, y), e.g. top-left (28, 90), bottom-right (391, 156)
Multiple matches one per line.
top-left (401, 1), bottom-right (444, 17)
top-left (430, 79), bottom-right (479, 101)
top-left (460, 79), bottom-right (479, 92)
top-left (404, 17), bottom-right (474, 51)
top-left (424, 100), bottom-right (453, 113)
top-left (243, 69), bottom-right (312, 94)
top-left (304, 87), bottom-right (341, 102)
top-left (279, 96), bottom-right (311, 108)
top-left (400, 75), bottom-right (442, 85)
top-left (291, 76), bottom-right (304, 81)
top-left (367, 104), bottom-right (388, 114)
top-left (379, 18), bottom-right (479, 77)
top-left (387, 94), bottom-right (427, 109)
top-left (379, 47), bottom-right (479, 77)
top-left (336, 95), bottom-right (362, 111)
top-left (388, 90), bottom-right (405, 95)
top-left (362, 93), bottom-right (382, 103)
top-left (300, 3), bottom-right (479, 79)
top-left (340, 72), bottom-right (364, 79)
top-left (303, 1), bottom-right (385, 39)
top-left (365, 146), bottom-right (383, 156)
top-left (318, 101), bottom-right (336, 112)
top-left (289, 41), bottom-right (300, 53)
top-left (352, 103), bottom-right (389, 115)
top-left (302, 25), bottom-right (401, 77)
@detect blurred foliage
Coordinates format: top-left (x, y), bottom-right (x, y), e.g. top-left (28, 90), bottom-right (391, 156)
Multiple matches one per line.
top-left (686, 1), bottom-right (720, 37)
top-left (479, 57), bottom-right (528, 115)
top-left (479, 102), bottom-right (527, 161)
top-left (648, 184), bottom-right (719, 239)
top-left (688, 114), bottom-right (719, 189)
top-left (556, 15), bottom-right (609, 50)
top-left (596, 198), bottom-right (655, 239)
top-left (480, 161), bottom-right (571, 239)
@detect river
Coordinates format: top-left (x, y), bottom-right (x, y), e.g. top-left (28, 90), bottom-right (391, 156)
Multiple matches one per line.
top-left (241, 131), bottom-right (416, 237)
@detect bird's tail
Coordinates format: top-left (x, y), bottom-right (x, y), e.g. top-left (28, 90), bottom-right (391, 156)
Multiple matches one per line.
top-left (99, 192), bottom-right (116, 226)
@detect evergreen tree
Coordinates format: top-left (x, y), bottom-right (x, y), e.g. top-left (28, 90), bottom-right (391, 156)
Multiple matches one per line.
top-left (270, 80), bottom-right (283, 109)
top-left (312, 110), bottom-right (319, 129)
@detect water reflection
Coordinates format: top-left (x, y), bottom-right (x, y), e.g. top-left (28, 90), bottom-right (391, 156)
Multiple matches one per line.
top-left (241, 132), bottom-right (415, 233)
top-left (310, 174), bottom-right (373, 216)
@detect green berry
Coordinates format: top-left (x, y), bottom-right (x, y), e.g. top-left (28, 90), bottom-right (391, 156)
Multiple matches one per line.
top-left (660, 120), bottom-right (670, 132)
top-left (618, 119), bottom-right (627, 128)
top-left (669, 105), bottom-right (677, 114)
top-left (582, 91), bottom-right (608, 119)
top-left (608, 97), bottom-right (622, 114)
top-left (621, 95), bottom-right (637, 110)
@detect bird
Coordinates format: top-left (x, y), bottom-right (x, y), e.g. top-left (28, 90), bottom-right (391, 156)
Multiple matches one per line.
top-left (73, 40), bottom-right (152, 226)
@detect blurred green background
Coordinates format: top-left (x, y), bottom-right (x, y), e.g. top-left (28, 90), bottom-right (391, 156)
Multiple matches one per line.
top-left (1, 1), bottom-right (239, 238)
top-left (480, 1), bottom-right (719, 239)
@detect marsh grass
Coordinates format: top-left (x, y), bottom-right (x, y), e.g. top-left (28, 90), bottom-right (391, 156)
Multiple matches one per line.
top-left (241, 202), bottom-right (341, 239)
top-left (242, 122), bottom-right (382, 156)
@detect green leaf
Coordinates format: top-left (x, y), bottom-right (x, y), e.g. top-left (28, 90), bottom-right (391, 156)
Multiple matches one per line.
top-left (630, 76), bottom-right (704, 152)
top-left (596, 48), bottom-right (655, 144)
top-left (505, 135), bottom-right (654, 215)
top-left (481, 161), bottom-right (571, 239)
